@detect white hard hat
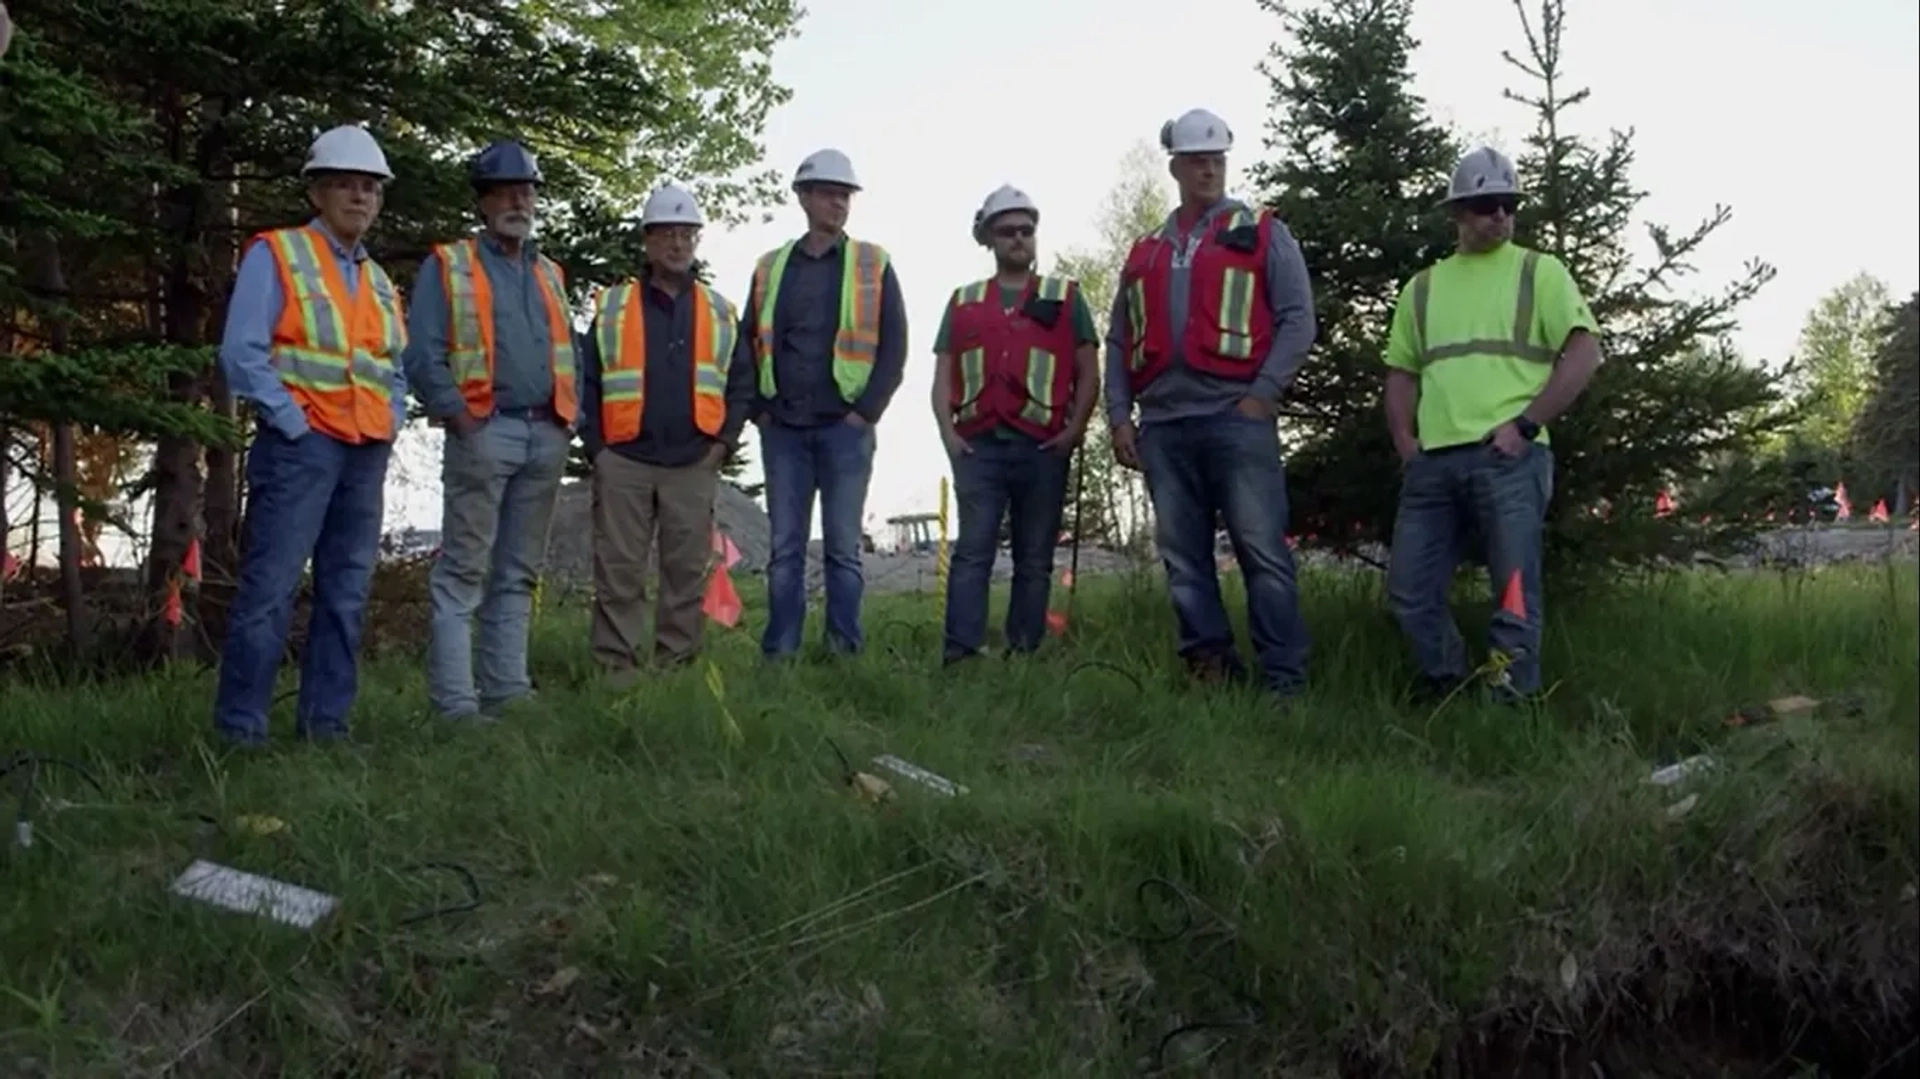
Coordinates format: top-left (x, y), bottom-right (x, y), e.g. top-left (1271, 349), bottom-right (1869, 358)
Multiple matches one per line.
top-left (792, 148), bottom-right (861, 192)
top-left (972, 184), bottom-right (1039, 245)
top-left (302, 124), bottom-right (393, 181)
top-left (641, 183), bottom-right (704, 228)
top-left (1160, 108), bottom-right (1234, 155)
top-left (1441, 147), bottom-right (1522, 205)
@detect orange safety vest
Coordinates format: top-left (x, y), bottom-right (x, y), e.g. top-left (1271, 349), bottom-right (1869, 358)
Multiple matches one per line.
top-left (436, 237), bottom-right (579, 422)
top-left (257, 225), bottom-right (407, 444)
top-left (593, 279), bottom-right (738, 444)
top-left (750, 238), bottom-right (888, 403)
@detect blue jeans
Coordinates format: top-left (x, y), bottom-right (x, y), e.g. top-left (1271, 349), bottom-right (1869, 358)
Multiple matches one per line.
top-left (942, 436), bottom-right (1072, 660)
top-left (213, 427), bottom-right (391, 744)
top-left (759, 417), bottom-right (875, 657)
top-left (1386, 442), bottom-right (1553, 694)
top-left (425, 414), bottom-right (571, 717)
top-left (1139, 413), bottom-right (1310, 693)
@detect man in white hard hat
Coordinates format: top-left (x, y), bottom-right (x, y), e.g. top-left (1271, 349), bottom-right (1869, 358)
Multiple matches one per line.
top-left (1107, 107), bottom-right (1319, 698)
top-left (931, 184), bottom-right (1099, 665)
top-left (402, 139), bottom-right (578, 724)
top-left (577, 184), bottom-right (754, 684)
top-left (212, 124), bottom-right (409, 748)
top-left (1383, 146), bottom-right (1602, 704)
top-left (739, 148), bottom-right (907, 661)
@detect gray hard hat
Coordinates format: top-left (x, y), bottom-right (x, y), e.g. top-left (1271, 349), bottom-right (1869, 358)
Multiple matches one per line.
top-left (1440, 147), bottom-right (1522, 206)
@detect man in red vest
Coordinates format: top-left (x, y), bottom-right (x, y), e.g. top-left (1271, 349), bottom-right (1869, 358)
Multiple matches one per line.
top-left (931, 185), bottom-right (1099, 664)
top-left (576, 184), bottom-right (755, 684)
top-left (1106, 108), bottom-right (1319, 698)
top-left (402, 140), bottom-right (578, 724)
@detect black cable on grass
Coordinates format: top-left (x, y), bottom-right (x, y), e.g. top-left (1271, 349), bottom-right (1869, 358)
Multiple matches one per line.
top-left (1061, 660), bottom-right (1145, 701)
top-left (1120, 877), bottom-right (1268, 1072)
top-left (823, 736), bottom-right (857, 784)
top-left (4, 751), bottom-right (106, 852)
top-left (876, 618), bottom-right (934, 664)
top-left (393, 861), bottom-right (483, 926)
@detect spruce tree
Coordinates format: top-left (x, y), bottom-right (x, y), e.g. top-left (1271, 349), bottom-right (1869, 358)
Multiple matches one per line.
top-left (1501, 0), bottom-right (1789, 568)
top-left (1253, 0), bottom-right (1792, 570)
top-left (1249, 0), bottom-right (1461, 551)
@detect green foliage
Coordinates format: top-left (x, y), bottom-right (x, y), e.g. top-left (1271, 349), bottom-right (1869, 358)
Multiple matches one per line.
top-left (1787, 272), bottom-right (1891, 455)
top-left (1850, 292), bottom-right (1920, 505)
top-left (0, 346), bottom-right (240, 444)
top-left (1256, 0), bottom-right (1790, 572)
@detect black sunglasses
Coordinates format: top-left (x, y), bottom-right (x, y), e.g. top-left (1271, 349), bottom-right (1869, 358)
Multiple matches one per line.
top-left (992, 224), bottom-right (1035, 239)
top-left (1459, 195), bottom-right (1517, 217)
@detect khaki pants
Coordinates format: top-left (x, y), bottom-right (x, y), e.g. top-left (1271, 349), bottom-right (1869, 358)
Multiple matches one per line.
top-left (589, 449), bottom-right (718, 675)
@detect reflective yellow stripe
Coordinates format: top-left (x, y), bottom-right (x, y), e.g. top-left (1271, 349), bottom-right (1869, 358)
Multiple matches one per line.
top-left (1216, 267), bottom-right (1257, 358)
top-left (271, 230), bottom-right (349, 354)
top-left (1125, 278), bottom-right (1148, 372)
top-left (694, 283), bottom-right (732, 398)
top-left (1412, 251), bottom-right (1555, 366)
top-left (442, 240), bottom-right (489, 389)
top-left (753, 247), bottom-right (792, 398)
top-left (534, 256), bottom-right (577, 382)
top-left (957, 280), bottom-right (990, 306)
top-left (1033, 275), bottom-right (1070, 303)
top-left (955, 347), bottom-right (986, 422)
top-left (595, 283), bottom-right (644, 407)
top-left (1020, 347), bottom-right (1057, 426)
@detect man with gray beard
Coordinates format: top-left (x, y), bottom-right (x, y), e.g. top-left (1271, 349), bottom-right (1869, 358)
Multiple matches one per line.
top-left (402, 139), bottom-right (580, 724)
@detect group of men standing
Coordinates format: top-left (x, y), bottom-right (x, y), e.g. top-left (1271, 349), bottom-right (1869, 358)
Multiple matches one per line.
top-left (210, 104), bottom-right (1602, 747)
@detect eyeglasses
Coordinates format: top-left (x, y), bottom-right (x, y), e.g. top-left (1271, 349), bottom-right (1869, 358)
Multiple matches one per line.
top-left (1459, 195), bottom-right (1517, 218)
top-left (993, 224), bottom-right (1035, 240)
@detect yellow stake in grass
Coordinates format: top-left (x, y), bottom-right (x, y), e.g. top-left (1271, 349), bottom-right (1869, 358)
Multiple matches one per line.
top-left (703, 660), bottom-right (745, 748)
top-left (936, 476), bottom-right (951, 592)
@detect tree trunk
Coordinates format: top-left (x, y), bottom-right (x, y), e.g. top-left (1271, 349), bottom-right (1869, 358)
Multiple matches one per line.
top-left (52, 423), bottom-right (88, 651)
top-left (34, 235), bottom-right (90, 651)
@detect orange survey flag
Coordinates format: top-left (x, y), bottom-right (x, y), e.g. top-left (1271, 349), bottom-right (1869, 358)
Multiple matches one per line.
top-left (702, 527), bottom-right (743, 627)
top-left (1655, 490), bottom-right (1676, 517)
top-left (1500, 568), bottom-right (1527, 620)
top-left (162, 578), bottom-right (184, 627)
top-left (182, 537), bottom-right (202, 583)
top-left (1870, 499), bottom-right (1889, 523)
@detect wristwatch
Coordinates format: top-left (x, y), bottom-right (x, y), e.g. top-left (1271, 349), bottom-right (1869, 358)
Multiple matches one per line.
top-left (1513, 415), bottom-right (1541, 441)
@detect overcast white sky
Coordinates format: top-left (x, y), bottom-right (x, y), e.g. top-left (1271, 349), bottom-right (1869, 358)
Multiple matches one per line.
top-left (10, 0), bottom-right (1918, 560)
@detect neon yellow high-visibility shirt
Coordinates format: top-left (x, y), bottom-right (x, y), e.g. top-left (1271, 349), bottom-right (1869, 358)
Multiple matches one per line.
top-left (1383, 242), bottom-right (1598, 451)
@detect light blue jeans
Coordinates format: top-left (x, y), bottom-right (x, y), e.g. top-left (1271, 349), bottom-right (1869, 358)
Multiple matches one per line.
top-left (425, 413), bottom-right (572, 716)
top-left (1386, 441), bottom-right (1554, 694)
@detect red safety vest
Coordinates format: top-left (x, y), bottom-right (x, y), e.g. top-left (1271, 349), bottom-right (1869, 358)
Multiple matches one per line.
top-left (1117, 205), bottom-right (1274, 393)
top-left (944, 274), bottom-right (1079, 439)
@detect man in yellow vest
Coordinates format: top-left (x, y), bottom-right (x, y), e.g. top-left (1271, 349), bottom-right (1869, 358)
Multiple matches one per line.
top-left (576, 184), bottom-right (754, 685)
top-left (1107, 108), bottom-right (1320, 698)
top-left (739, 148), bottom-right (908, 660)
top-left (402, 139), bottom-right (578, 723)
top-left (213, 125), bottom-right (409, 747)
top-left (931, 185), bottom-right (1099, 664)
top-left (1383, 146), bottom-right (1604, 703)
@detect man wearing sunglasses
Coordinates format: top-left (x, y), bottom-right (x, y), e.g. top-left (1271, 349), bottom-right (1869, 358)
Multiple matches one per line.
top-left (931, 185), bottom-right (1099, 665)
top-left (1107, 107), bottom-right (1319, 699)
top-left (1382, 146), bottom-right (1604, 705)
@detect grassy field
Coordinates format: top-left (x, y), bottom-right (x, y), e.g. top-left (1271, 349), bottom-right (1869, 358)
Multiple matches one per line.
top-left (1, 560), bottom-right (1915, 1077)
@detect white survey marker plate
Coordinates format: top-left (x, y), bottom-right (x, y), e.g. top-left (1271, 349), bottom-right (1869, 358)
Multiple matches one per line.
top-left (872, 754), bottom-right (968, 797)
top-left (169, 858), bottom-right (339, 929)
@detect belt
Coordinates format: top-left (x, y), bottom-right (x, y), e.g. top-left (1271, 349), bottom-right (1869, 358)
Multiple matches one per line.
top-left (493, 405), bottom-right (565, 424)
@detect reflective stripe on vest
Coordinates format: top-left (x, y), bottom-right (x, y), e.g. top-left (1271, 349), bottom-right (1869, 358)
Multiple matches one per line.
top-left (261, 226), bottom-right (405, 443)
top-left (751, 239), bottom-right (888, 403)
top-left (1410, 250), bottom-right (1553, 366)
top-left (439, 238), bottom-right (579, 421)
top-left (952, 275), bottom-right (1072, 432)
top-left (594, 280), bottom-right (737, 444)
